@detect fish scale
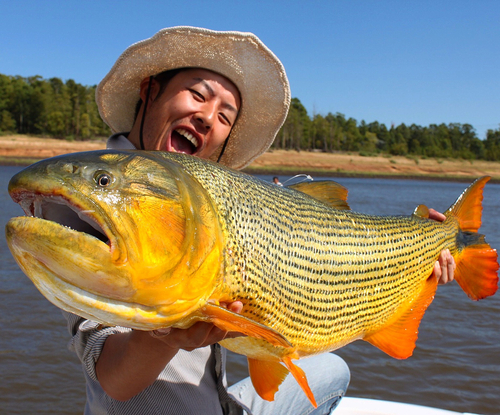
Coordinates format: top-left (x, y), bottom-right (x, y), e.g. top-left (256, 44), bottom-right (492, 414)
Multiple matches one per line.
top-left (173, 155), bottom-right (455, 353)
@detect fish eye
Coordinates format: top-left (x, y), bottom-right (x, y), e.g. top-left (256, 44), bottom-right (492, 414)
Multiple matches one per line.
top-left (94, 171), bottom-right (113, 187)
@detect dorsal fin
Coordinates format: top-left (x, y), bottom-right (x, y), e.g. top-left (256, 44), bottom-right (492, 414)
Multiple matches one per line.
top-left (413, 204), bottom-right (430, 218)
top-left (288, 181), bottom-right (350, 210)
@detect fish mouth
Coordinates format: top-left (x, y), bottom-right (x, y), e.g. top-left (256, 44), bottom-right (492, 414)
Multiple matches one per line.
top-left (30, 266), bottom-right (186, 330)
top-left (170, 128), bottom-right (201, 155)
top-left (14, 191), bottom-right (111, 247)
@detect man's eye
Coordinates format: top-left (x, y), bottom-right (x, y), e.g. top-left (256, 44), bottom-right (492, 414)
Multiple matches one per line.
top-left (190, 89), bottom-right (205, 101)
top-left (219, 113), bottom-right (232, 126)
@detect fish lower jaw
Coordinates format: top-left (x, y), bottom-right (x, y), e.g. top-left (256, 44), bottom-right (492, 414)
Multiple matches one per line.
top-left (13, 256), bottom-right (199, 329)
top-left (34, 274), bottom-right (196, 330)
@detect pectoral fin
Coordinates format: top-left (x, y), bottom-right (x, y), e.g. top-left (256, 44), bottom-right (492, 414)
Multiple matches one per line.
top-left (201, 303), bottom-right (292, 349)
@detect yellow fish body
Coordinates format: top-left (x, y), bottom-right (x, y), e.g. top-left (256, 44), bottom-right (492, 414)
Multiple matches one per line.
top-left (6, 150), bottom-right (498, 407)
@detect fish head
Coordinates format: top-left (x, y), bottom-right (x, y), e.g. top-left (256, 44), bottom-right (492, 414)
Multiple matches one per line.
top-left (5, 150), bottom-right (223, 329)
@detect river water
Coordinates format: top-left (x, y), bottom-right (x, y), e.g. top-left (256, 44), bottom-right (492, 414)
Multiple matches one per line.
top-left (0, 165), bottom-right (498, 414)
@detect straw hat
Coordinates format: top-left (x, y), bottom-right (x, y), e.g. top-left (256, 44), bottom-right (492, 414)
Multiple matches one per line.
top-left (96, 26), bottom-right (290, 169)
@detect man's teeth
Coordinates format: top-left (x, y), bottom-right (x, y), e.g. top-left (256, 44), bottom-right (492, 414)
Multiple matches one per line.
top-left (175, 128), bottom-right (198, 148)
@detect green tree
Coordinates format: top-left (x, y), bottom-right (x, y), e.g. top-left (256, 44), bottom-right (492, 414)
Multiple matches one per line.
top-left (276, 98), bottom-right (310, 151)
top-left (0, 110), bottom-right (16, 132)
top-left (0, 73), bottom-right (111, 139)
top-left (484, 128), bottom-right (500, 161)
top-left (46, 111), bottom-right (66, 137)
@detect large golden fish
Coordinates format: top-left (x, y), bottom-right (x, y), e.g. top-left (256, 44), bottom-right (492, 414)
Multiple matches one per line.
top-left (6, 150), bottom-right (498, 407)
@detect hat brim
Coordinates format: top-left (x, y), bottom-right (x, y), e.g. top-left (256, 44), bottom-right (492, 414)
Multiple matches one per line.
top-left (96, 26), bottom-right (290, 169)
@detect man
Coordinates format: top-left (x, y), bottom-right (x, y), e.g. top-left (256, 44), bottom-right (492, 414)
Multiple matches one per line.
top-left (273, 176), bottom-right (283, 186)
top-left (66, 26), bottom-right (454, 415)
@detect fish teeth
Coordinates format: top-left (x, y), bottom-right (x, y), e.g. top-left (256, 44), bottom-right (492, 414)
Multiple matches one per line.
top-left (18, 197), bottom-right (36, 217)
top-left (175, 128), bottom-right (198, 148)
top-left (34, 198), bottom-right (42, 218)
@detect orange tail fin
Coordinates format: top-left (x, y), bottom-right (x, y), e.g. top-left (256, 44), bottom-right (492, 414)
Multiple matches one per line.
top-left (445, 176), bottom-right (499, 300)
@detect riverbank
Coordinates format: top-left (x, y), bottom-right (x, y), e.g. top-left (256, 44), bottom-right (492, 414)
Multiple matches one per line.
top-left (1, 135), bottom-right (499, 182)
top-left (246, 149), bottom-right (500, 182)
top-left (0, 135), bottom-right (107, 165)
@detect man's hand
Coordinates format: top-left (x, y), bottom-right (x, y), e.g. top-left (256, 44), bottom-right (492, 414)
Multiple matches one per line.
top-left (149, 301), bottom-right (244, 351)
top-left (429, 209), bottom-right (456, 285)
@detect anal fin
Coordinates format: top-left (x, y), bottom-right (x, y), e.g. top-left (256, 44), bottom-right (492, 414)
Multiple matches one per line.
top-left (202, 303), bottom-right (292, 349)
top-left (364, 276), bottom-right (438, 359)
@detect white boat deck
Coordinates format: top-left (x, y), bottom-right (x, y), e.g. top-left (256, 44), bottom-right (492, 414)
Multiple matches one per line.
top-left (335, 397), bottom-right (481, 415)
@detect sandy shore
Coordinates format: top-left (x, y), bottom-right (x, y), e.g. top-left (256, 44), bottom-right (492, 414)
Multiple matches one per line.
top-left (0, 135), bottom-right (107, 161)
top-left (1, 135), bottom-right (499, 182)
top-left (248, 149), bottom-right (500, 182)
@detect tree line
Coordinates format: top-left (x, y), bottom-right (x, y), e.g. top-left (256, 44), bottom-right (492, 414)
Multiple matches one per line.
top-left (1, 74), bottom-right (499, 161)
top-left (0, 74), bottom-right (110, 140)
top-left (275, 98), bottom-right (500, 161)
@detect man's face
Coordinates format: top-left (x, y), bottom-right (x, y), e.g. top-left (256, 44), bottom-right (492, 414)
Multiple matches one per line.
top-left (139, 68), bottom-right (240, 159)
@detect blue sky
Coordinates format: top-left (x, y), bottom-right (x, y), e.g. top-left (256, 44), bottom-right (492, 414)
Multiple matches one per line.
top-left (1, 0), bottom-right (499, 139)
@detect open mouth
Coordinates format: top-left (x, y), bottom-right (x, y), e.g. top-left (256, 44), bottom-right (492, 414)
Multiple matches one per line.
top-left (18, 194), bottom-right (110, 245)
top-left (171, 128), bottom-right (199, 155)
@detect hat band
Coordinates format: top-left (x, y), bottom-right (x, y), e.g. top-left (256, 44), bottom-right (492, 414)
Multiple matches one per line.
top-left (217, 135), bottom-right (231, 164)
